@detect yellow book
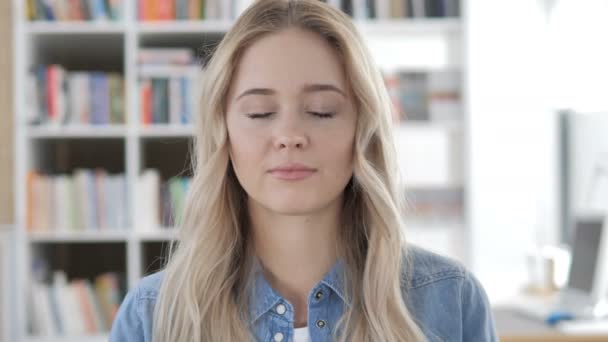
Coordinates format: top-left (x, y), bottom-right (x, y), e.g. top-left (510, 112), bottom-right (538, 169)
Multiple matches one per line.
top-left (26, 0), bottom-right (37, 20)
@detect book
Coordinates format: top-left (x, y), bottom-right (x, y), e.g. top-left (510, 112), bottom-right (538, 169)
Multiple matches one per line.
top-left (139, 170), bottom-right (192, 229)
top-left (138, 48), bottom-right (201, 125)
top-left (137, 169), bottom-right (161, 230)
top-left (28, 271), bottom-right (124, 336)
top-left (27, 169), bottom-right (128, 232)
top-left (29, 66), bottom-right (124, 126)
top-left (30, 0), bottom-right (123, 21)
top-left (427, 70), bottom-right (461, 122)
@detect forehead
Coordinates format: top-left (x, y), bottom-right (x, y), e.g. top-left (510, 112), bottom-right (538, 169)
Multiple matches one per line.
top-left (229, 28), bottom-right (347, 94)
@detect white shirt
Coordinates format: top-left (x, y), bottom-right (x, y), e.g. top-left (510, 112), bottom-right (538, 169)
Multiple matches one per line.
top-left (293, 326), bottom-right (310, 342)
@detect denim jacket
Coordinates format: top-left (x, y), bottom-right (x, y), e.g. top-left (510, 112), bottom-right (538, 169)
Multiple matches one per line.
top-left (110, 245), bottom-right (498, 341)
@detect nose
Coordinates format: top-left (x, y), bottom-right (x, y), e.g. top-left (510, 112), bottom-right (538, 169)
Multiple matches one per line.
top-left (274, 134), bottom-right (309, 150)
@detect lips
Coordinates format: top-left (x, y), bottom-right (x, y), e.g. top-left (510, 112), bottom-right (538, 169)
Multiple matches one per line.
top-left (268, 163), bottom-right (317, 180)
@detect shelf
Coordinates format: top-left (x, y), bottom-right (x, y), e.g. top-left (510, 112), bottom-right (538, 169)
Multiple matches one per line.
top-left (22, 18), bottom-right (460, 37)
top-left (404, 219), bottom-right (465, 231)
top-left (27, 125), bottom-right (127, 139)
top-left (572, 210), bottom-right (606, 222)
top-left (403, 183), bottom-right (465, 190)
top-left (139, 125), bottom-right (194, 138)
top-left (25, 334), bottom-right (109, 342)
top-left (137, 20), bottom-right (233, 34)
top-left (137, 228), bottom-right (177, 242)
top-left (355, 18), bottom-right (461, 36)
top-left (28, 230), bottom-right (129, 243)
top-left (398, 121), bottom-right (464, 131)
top-left (138, 64), bottom-right (202, 78)
top-left (26, 22), bottom-right (125, 35)
top-left (136, 18), bottom-right (460, 36)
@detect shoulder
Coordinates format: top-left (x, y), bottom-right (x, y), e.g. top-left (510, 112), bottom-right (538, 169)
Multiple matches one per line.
top-left (402, 245), bottom-right (498, 341)
top-left (109, 271), bottom-right (165, 342)
top-left (135, 270), bottom-right (165, 298)
top-left (404, 244), bottom-right (467, 289)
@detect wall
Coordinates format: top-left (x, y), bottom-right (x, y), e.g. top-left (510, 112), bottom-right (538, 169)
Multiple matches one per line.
top-left (465, 0), bottom-right (561, 302)
top-left (0, 0), bottom-right (13, 224)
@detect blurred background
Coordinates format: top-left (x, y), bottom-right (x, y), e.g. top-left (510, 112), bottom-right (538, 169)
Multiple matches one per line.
top-left (1, 0), bottom-right (608, 341)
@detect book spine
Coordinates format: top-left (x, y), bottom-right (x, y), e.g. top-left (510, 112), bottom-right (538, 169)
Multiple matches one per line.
top-left (180, 76), bottom-right (189, 124)
top-left (141, 79), bottom-right (152, 124)
top-left (169, 77), bottom-right (180, 124)
top-left (41, 0), bottom-right (56, 20)
top-left (100, 74), bottom-right (110, 124)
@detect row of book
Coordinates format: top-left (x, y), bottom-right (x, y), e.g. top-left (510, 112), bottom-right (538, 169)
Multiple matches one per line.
top-left (404, 188), bottom-right (464, 222)
top-left (28, 271), bottom-right (123, 336)
top-left (137, 0), bottom-right (460, 21)
top-left (26, 169), bottom-right (128, 232)
top-left (28, 65), bottom-right (125, 126)
top-left (26, 0), bottom-right (458, 22)
top-left (27, 0), bottom-right (123, 21)
top-left (140, 76), bottom-right (199, 125)
top-left (384, 70), bottom-right (461, 123)
top-left (137, 169), bottom-right (192, 230)
top-left (138, 0), bottom-right (254, 21)
top-left (331, 0), bottom-right (461, 19)
top-left (139, 48), bottom-right (202, 125)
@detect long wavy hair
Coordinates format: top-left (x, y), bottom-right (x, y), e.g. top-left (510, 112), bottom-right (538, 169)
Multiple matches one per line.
top-left (152, 0), bottom-right (425, 341)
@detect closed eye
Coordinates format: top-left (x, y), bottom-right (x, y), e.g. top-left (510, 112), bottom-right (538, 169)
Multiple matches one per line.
top-left (309, 111), bottom-right (335, 118)
top-left (246, 112), bottom-right (274, 119)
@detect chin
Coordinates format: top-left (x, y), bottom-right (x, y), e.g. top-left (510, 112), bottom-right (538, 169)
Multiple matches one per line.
top-left (267, 203), bottom-right (319, 216)
top-left (264, 197), bottom-right (326, 216)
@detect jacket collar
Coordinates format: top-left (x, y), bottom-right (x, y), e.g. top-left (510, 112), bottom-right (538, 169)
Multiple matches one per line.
top-left (247, 256), bottom-right (348, 325)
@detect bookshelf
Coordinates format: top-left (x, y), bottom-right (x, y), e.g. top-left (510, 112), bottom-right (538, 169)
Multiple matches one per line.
top-left (0, 228), bottom-right (12, 342)
top-left (13, 0), bottom-right (467, 340)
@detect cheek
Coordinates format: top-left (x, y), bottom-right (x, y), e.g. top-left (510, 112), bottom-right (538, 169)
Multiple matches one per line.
top-left (227, 123), bottom-right (265, 175)
top-left (318, 128), bottom-right (355, 173)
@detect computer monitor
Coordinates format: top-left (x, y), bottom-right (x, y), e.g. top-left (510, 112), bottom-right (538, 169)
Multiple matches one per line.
top-left (566, 214), bottom-right (608, 302)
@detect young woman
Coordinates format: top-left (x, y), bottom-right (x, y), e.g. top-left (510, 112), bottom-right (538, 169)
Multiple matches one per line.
top-left (110, 0), bottom-right (497, 341)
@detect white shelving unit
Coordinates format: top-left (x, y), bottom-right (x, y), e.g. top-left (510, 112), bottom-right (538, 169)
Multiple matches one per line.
top-left (12, 1), bottom-right (467, 341)
top-left (0, 227), bottom-right (13, 342)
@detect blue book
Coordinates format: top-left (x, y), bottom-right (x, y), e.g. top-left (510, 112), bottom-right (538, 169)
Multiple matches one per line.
top-left (176, 0), bottom-right (189, 20)
top-left (35, 65), bottom-right (48, 123)
top-left (49, 284), bottom-right (63, 334)
top-left (180, 77), bottom-right (189, 124)
top-left (99, 74), bottom-right (110, 124)
top-left (40, 0), bottom-right (55, 20)
top-left (87, 170), bottom-right (98, 230)
top-left (90, 73), bottom-right (111, 125)
top-left (89, 0), bottom-right (107, 20)
top-left (89, 73), bottom-right (100, 124)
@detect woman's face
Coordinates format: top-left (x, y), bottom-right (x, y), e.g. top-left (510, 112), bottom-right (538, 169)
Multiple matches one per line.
top-left (226, 28), bottom-right (357, 215)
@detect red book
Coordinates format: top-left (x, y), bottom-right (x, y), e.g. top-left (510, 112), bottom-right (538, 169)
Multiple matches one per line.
top-left (141, 80), bottom-right (152, 124)
top-left (157, 0), bottom-right (175, 20)
top-left (138, 0), bottom-right (148, 20)
top-left (26, 171), bottom-right (38, 232)
top-left (68, 0), bottom-right (80, 20)
top-left (73, 280), bottom-right (97, 333)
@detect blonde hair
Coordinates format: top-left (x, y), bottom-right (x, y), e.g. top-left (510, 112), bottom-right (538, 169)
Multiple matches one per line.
top-left (152, 0), bottom-right (425, 341)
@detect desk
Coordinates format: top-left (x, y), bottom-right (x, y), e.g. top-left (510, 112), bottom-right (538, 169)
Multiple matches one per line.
top-left (495, 307), bottom-right (608, 342)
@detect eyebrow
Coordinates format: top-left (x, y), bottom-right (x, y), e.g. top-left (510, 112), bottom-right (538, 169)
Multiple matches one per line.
top-left (235, 83), bottom-right (346, 101)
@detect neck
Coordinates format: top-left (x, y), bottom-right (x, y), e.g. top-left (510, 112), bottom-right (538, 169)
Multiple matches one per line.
top-left (249, 198), bottom-right (342, 327)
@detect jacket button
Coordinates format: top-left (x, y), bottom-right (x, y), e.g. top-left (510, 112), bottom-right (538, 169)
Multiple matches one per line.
top-left (273, 332), bottom-right (284, 341)
top-left (314, 290), bottom-right (323, 300)
top-left (275, 303), bottom-right (286, 315)
top-left (316, 319), bottom-right (326, 329)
